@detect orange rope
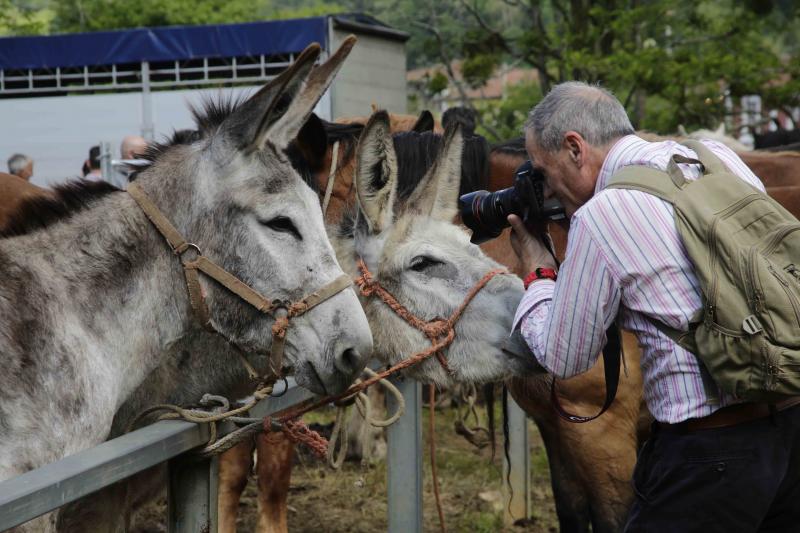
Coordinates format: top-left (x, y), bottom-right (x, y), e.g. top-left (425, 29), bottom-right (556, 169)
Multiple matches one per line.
top-left (429, 384), bottom-right (447, 533)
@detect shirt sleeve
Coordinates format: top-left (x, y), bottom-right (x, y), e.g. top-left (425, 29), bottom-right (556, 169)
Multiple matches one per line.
top-left (701, 140), bottom-right (766, 192)
top-left (512, 215), bottom-right (622, 378)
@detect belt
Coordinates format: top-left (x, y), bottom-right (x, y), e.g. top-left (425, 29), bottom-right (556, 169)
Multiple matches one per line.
top-left (661, 396), bottom-right (800, 432)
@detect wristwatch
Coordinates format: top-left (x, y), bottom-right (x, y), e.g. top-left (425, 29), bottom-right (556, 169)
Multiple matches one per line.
top-left (523, 267), bottom-right (558, 289)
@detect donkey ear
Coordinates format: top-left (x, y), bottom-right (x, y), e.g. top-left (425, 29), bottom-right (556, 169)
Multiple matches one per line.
top-left (412, 110), bottom-right (435, 133)
top-left (355, 110), bottom-right (397, 233)
top-left (266, 36), bottom-right (357, 149)
top-left (405, 123), bottom-right (463, 221)
top-left (223, 43), bottom-right (321, 151)
top-left (677, 124), bottom-right (688, 137)
top-left (715, 123), bottom-right (725, 135)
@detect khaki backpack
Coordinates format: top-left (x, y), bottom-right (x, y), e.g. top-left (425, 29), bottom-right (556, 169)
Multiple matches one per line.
top-left (606, 140), bottom-right (800, 403)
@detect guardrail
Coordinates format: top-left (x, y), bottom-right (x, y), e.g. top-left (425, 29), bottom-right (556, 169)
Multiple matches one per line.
top-left (0, 374), bottom-right (530, 532)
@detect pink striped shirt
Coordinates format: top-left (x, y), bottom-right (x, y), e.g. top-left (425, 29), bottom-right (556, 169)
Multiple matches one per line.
top-left (513, 134), bottom-right (765, 423)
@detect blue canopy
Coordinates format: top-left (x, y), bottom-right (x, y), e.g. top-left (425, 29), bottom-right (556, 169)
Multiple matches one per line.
top-left (0, 17), bottom-right (328, 70)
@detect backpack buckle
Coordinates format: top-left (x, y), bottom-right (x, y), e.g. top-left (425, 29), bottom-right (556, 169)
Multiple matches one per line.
top-left (785, 264), bottom-right (800, 282)
top-left (742, 315), bottom-right (763, 335)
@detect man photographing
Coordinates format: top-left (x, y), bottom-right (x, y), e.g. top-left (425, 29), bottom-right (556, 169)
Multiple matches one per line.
top-left (506, 81), bottom-right (800, 531)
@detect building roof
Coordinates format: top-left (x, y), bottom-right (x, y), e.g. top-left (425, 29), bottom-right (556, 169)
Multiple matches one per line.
top-left (1, 16), bottom-right (334, 70)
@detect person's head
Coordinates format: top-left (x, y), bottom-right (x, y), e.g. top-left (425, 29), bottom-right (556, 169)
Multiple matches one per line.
top-left (120, 135), bottom-right (148, 160)
top-left (524, 81), bottom-right (634, 217)
top-left (86, 145), bottom-right (101, 173)
top-left (7, 153), bottom-right (33, 181)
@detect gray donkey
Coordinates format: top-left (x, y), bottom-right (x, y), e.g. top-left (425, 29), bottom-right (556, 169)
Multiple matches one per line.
top-left (0, 39), bottom-right (372, 532)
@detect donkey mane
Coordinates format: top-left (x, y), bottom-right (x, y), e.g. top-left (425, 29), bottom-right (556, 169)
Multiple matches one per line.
top-left (491, 136), bottom-right (526, 156)
top-left (394, 131), bottom-right (490, 200)
top-left (0, 180), bottom-right (120, 238)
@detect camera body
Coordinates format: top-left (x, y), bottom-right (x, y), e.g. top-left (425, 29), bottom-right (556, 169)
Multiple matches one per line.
top-left (459, 160), bottom-right (566, 244)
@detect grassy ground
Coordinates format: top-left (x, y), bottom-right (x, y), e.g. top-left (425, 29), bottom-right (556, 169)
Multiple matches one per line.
top-left (133, 404), bottom-right (559, 532)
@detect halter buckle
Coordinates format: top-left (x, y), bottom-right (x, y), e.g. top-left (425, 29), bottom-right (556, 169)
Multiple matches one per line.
top-left (176, 242), bottom-right (202, 263)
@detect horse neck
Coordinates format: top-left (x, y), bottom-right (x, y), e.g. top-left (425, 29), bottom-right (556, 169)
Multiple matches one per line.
top-left (0, 186), bottom-right (194, 409)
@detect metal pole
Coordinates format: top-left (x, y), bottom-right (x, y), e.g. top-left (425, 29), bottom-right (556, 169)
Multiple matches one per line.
top-left (387, 377), bottom-right (423, 533)
top-left (167, 455), bottom-right (218, 533)
top-left (141, 61), bottom-right (155, 141)
top-left (99, 141), bottom-right (113, 182)
top-left (503, 395), bottom-right (530, 525)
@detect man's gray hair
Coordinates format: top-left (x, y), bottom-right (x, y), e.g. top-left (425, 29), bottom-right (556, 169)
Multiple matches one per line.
top-left (524, 81), bottom-right (634, 152)
top-left (7, 153), bottom-right (32, 175)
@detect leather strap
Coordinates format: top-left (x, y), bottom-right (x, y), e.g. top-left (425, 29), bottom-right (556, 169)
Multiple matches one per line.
top-left (551, 322), bottom-right (622, 423)
top-left (321, 140), bottom-right (340, 216)
top-left (128, 182), bottom-right (353, 380)
top-left (661, 396), bottom-right (800, 432)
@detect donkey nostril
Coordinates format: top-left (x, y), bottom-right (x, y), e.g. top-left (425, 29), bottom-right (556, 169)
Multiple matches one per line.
top-left (335, 347), bottom-right (361, 377)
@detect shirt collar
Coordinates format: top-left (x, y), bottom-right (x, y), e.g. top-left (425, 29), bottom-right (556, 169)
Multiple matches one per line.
top-left (594, 134), bottom-right (648, 194)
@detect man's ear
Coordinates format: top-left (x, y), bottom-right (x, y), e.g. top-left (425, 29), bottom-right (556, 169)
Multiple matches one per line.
top-left (563, 131), bottom-right (582, 165)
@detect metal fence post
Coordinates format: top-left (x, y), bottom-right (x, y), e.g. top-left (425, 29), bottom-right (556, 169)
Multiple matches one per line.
top-left (503, 395), bottom-right (530, 525)
top-left (387, 377), bottom-right (423, 533)
top-left (168, 454), bottom-right (218, 533)
top-left (99, 141), bottom-right (112, 182)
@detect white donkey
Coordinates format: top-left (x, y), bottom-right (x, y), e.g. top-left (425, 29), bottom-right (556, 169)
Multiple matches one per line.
top-left (0, 40), bottom-right (372, 532)
top-left (339, 111), bottom-right (537, 385)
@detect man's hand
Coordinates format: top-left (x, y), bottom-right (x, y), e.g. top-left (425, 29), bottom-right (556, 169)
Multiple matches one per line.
top-left (508, 214), bottom-right (558, 274)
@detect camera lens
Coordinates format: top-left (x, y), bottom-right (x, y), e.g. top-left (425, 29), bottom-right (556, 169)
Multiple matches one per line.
top-left (458, 187), bottom-right (521, 244)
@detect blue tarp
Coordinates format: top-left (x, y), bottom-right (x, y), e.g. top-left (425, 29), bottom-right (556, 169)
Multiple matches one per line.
top-left (0, 17), bottom-right (328, 70)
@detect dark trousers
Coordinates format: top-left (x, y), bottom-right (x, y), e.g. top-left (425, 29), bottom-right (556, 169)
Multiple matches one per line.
top-left (625, 404), bottom-right (800, 532)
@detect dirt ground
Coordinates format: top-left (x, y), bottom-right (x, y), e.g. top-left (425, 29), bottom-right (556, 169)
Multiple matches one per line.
top-left (132, 404), bottom-right (559, 533)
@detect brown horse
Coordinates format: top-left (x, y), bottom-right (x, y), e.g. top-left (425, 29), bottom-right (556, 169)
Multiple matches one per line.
top-left (0, 172), bottom-right (53, 226)
top-left (488, 136), bottom-right (800, 532)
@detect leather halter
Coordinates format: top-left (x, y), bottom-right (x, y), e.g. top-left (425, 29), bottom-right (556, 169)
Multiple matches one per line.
top-left (127, 183), bottom-right (353, 379)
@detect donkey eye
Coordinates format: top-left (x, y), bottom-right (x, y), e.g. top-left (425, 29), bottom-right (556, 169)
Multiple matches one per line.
top-left (410, 256), bottom-right (443, 272)
top-left (261, 217), bottom-right (301, 240)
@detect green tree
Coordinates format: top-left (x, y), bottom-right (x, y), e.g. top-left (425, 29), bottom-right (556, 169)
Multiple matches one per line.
top-left (49, 0), bottom-right (342, 33)
top-left (414, 0), bottom-right (799, 135)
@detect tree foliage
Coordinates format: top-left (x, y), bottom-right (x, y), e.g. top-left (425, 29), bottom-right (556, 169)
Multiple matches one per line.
top-left (415, 0), bottom-right (799, 135)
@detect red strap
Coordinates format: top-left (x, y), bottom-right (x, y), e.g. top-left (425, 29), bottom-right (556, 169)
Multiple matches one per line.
top-left (523, 267), bottom-right (558, 289)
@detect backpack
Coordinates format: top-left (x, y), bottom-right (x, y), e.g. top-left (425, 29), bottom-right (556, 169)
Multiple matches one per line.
top-left (605, 140), bottom-right (800, 402)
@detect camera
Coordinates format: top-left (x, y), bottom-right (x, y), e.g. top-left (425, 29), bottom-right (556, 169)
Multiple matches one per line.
top-left (458, 160), bottom-right (566, 244)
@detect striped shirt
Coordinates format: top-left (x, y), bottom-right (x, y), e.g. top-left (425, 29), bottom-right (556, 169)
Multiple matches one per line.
top-left (513, 134), bottom-right (765, 423)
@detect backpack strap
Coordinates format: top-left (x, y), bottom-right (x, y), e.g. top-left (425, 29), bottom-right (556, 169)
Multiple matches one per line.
top-left (605, 166), bottom-right (682, 203)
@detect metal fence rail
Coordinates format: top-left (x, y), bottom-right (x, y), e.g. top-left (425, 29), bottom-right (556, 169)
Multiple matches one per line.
top-left (0, 374), bottom-right (530, 532)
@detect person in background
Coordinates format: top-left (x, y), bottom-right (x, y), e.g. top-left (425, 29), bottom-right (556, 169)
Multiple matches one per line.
top-left (7, 153), bottom-right (33, 181)
top-left (83, 146), bottom-right (103, 181)
top-left (113, 135), bottom-right (150, 187)
top-left (120, 135), bottom-right (148, 161)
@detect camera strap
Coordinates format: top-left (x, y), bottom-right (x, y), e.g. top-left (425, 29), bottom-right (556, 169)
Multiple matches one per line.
top-left (550, 322), bottom-right (622, 423)
top-left (537, 223), bottom-right (622, 423)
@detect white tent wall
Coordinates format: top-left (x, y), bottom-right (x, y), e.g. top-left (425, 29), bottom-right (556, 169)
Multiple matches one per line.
top-left (1, 86), bottom-right (331, 188)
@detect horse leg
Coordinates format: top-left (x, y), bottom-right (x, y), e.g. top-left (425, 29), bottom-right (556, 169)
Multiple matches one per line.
top-left (218, 439), bottom-right (254, 533)
top-left (255, 431), bottom-right (295, 533)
